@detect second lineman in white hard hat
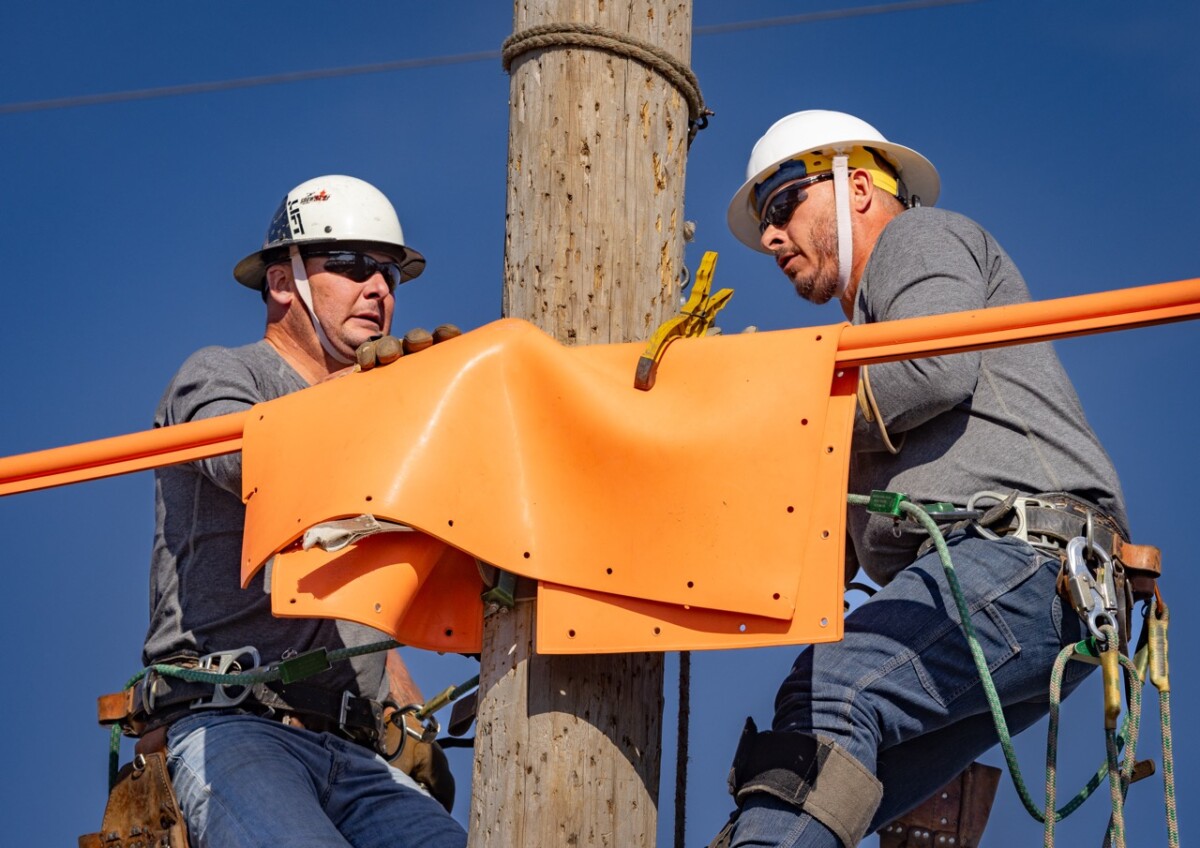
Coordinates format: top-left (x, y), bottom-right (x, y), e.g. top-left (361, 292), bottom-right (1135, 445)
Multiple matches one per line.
top-left (707, 112), bottom-right (1129, 848)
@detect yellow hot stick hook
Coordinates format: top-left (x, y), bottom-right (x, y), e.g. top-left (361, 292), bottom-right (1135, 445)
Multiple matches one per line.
top-left (634, 251), bottom-right (733, 390)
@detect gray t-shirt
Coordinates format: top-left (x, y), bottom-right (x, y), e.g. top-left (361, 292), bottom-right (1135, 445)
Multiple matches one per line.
top-left (142, 339), bottom-right (387, 699)
top-left (847, 207), bottom-right (1127, 585)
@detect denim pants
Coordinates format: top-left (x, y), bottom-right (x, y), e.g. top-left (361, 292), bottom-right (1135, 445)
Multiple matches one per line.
top-left (726, 532), bottom-right (1093, 847)
top-left (166, 710), bottom-right (467, 848)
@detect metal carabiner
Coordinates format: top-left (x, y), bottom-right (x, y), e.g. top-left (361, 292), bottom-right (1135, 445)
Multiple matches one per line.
top-left (1065, 536), bottom-right (1117, 643)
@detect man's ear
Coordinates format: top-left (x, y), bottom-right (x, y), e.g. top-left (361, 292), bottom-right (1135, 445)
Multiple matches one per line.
top-left (850, 169), bottom-right (876, 213)
top-left (264, 263), bottom-right (294, 306)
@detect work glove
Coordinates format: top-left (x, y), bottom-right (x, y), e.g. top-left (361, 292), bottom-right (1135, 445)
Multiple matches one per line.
top-left (355, 323), bottom-right (463, 370)
top-left (385, 710), bottom-right (456, 813)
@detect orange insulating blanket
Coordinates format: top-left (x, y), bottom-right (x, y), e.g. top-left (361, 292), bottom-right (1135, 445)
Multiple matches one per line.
top-left (245, 318), bottom-right (857, 654)
top-left (4, 277), bottom-right (1197, 652)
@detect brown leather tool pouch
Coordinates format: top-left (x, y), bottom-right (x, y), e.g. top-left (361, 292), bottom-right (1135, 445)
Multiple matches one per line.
top-left (78, 752), bottom-right (189, 848)
top-left (878, 761), bottom-right (1001, 848)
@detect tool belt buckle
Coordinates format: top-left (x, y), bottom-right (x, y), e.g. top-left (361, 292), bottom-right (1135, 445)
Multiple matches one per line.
top-left (190, 646), bottom-right (261, 711)
top-left (1008, 495), bottom-right (1055, 544)
top-left (340, 690), bottom-right (385, 745)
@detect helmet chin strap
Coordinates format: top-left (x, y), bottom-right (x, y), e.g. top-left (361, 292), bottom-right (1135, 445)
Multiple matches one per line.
top-left (289, 246), bottom-right (354, 365)
top-left (832, 152), bottom-right (852, 300)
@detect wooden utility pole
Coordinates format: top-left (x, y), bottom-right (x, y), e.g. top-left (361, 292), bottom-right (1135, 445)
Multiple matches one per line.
top-left (470, 2), bottom-right (695, 845)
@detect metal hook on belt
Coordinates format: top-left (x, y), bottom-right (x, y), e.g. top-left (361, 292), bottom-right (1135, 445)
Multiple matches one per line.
top-left (1065, 536), bottom-right (1118, 645)
top-left (380, 702), bottom-right (441, 760)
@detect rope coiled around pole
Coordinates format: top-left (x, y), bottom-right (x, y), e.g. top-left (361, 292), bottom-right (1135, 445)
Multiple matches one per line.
top-left (501, 22), bottom-right (712, 145)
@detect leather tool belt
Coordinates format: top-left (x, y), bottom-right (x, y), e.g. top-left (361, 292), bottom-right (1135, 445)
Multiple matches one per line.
top-left (980, 492), bottom-right (1160, 600)
top-left (877, 761), bottom-right (1001, 848)
top-left (917, 491), bottom-right (1161, 646)
top-left (98, 670), bottom-right (386, 751)
top-left (78, 751), bottom-right (189, 848)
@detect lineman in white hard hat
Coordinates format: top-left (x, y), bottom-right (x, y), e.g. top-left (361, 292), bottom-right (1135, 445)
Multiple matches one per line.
top-left (727, 109), bottom-right (939, 315)
top-left (234, 174), bottom-right (426, 370)
top-left (710, 113), bottom-right (1129, 848)
top-left (139, 175), bottom-right (467, 847)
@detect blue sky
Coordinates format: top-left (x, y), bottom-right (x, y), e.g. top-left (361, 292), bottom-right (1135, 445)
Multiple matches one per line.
top-left (1, 1), bottom-right (1196, 845)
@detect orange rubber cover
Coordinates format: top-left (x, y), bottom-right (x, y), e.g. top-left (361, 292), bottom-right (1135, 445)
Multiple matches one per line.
top-left (241, 318), bottom-right (855, 652)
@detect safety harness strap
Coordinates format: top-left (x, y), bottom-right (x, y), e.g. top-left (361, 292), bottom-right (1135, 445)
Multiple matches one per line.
top-left (98, 675), bottom-right (384, 745)
top-left (727, 717), bottom-right (883, 848)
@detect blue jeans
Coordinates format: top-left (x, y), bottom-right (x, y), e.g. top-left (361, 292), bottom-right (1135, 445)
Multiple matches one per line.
top-left (166, 710), bottom-right (467, 848)
top-left (726, 532), bottom-right (1093, 847)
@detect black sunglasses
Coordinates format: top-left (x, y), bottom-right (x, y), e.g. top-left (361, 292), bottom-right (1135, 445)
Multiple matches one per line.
top-left (758, 173), bottom-right (835, 233)
top-left (306, 250), bottom-right (403, 292)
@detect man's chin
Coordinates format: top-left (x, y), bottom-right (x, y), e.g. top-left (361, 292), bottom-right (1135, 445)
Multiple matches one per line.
top-left (791, 283), bottom-right (833, 306)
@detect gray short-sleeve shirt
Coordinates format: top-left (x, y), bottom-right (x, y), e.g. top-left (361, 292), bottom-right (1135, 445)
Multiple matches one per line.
top-left (142, 340), bottom-right (387, 698)
top-left (847, 207), bottom-right (1127, 585)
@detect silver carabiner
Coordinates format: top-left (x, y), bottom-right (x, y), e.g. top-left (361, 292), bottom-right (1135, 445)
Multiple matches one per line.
top-left (1065, 537), bottom-right (1117, 643)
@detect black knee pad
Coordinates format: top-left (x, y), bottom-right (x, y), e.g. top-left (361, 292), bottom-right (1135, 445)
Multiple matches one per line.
top-left (726, 717), bottom-right (883, 847)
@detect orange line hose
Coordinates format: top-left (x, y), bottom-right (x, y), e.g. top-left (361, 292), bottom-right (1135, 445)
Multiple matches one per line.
top-left (2, 277), bottom-right (1198, 497)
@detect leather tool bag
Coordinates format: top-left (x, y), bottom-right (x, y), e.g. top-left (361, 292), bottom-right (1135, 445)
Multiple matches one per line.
top-left (78, 752), bottom-right (189, 848)
top-left (877, 761), bottom-right (1001, 848)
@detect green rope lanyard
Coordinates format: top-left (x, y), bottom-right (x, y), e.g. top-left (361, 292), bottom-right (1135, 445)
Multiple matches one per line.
top-left (850, 493), bottom-right (1177, 844)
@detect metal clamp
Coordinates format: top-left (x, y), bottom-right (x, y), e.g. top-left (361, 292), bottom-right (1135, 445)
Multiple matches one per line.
top-left (1064, 536), bottom-right (1118, 643)
top-left (190, 646), bottom-right (261, 710)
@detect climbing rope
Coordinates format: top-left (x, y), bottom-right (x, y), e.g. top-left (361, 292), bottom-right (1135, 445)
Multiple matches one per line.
top-left (1043, 627), bottom-right (1142, 848)
top-left (501, 22), bottom-right (712, 145)
top-left (851, 493), bottom-right (1175, 844)
top-left (1149, 592), bottom-right (1180, 848)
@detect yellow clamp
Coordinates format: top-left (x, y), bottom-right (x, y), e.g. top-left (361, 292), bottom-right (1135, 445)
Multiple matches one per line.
top-left (1148, 594), bottom-right (1170, 693)
top-left (1099, 624), bottom-right (1122, 731)
top-left (634, 251), bottom-right (733, 390)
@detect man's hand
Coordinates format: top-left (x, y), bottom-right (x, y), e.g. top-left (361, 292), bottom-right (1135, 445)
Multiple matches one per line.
top-left (355, 324), bottom-right (463, 370)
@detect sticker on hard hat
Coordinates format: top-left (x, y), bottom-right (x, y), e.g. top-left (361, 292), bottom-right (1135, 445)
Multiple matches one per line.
top-left (287, 198), bottom-right (305, 236)
top-left (266, 199), bottom-right (292, 243)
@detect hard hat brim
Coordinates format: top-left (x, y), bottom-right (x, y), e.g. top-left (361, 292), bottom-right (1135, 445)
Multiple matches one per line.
top-left (233, 240), bottom-right (426, 290)
top-left (726, 139), bottom-right (940, 253)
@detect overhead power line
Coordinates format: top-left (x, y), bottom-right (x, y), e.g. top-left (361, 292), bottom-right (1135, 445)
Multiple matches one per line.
top-left (0, 0), bottom-right (979, 116)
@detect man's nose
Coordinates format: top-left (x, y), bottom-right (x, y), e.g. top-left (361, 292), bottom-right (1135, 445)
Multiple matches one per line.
top-left (362, 272), bottom-right (393, 299)
top-left (759, 223), bottom-right (785, 251)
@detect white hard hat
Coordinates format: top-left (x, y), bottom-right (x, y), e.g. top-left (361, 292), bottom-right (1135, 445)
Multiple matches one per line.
top-left (727, 110), bottom-right (940, 252)
top-left (234, 174), bottom-right (425, 289)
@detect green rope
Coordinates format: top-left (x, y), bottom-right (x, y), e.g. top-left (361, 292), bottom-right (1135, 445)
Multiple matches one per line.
top-left (122, 639), bottom-right (402, 692)
top-left (1149, 600), bottom-right (1179, 848)
top-left (1047, 641), bottom-right (1152, 847)
top-left (848, 494), bottom-right (1144, 830)
top-left (1159, 690), bottom-right (1179, 847)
